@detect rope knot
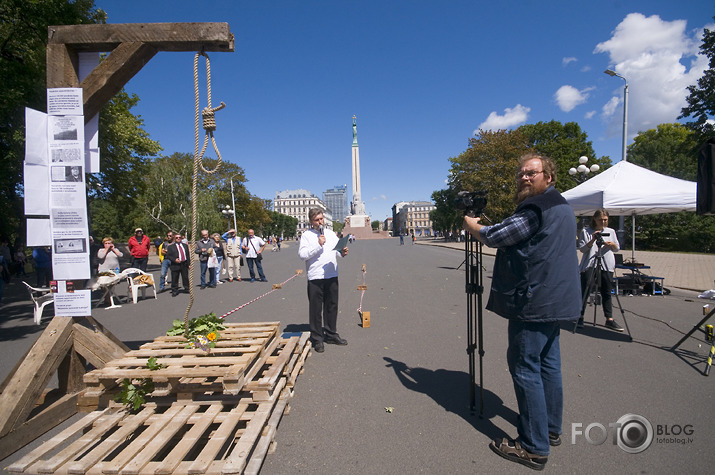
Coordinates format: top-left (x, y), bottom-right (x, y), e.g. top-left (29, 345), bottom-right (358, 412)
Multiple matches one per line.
top-left (201, 102), bottom-right (225, 132)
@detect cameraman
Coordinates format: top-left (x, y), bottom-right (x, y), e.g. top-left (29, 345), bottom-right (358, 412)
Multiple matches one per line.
top-left (577, 209), bottom-right (623, 332)
top-left (463, 153), bottom-right (580, 470)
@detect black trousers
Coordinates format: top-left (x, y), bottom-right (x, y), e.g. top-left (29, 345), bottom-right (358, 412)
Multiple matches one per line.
top-left (307, 277), bottom-right (339, 343)
top-left (580, 269), bottom-right (613, 320)
top-left (170, 261), bottom-right (189, 294)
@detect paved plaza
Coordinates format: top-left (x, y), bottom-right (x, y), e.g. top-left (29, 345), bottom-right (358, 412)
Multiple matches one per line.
top-left (1, 238), bottom-right (714, 474)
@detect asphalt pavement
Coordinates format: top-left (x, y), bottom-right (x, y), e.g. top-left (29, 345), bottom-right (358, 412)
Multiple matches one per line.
top-left (1, 239), bottom-right (714, 474)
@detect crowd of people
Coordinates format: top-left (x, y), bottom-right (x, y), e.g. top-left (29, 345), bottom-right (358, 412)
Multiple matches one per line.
top-left (96, 228), bottom-right (282, 297)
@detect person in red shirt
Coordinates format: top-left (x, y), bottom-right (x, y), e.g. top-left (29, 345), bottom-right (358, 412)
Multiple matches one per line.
top-left (127, 228), bottom-right (151, 271)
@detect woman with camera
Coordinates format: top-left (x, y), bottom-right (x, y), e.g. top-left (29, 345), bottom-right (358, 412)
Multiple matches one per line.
top-left (97, 237), bottom-right (123, 274)
top-left (577, 209), bottom-right (624, 332)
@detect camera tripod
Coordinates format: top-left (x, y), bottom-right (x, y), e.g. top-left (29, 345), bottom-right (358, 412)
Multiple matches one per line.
top-left (574, 244), bottom-right (633, 341)
top-left (464, 232), bottom-right (486, 416)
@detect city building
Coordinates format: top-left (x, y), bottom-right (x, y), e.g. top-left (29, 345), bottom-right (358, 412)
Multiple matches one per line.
top-left (274, 189), bottom-right (333, 234)
top-left (322, 185), bottom-right (348, 224)
top-left (392, 201), bottom-right (436, 237)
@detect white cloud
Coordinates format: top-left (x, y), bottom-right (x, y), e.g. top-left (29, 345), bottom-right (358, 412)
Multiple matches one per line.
top-left (602, 96), bottom-right (620, 117)
top-left (585, 110), bottom-right (596, 119)
top-left (563, 57), bottom-right (578, 66)
top-left (554, 85), bottom-right (593, 112)
top-left (595, 13), bottom-right (709, 138)
top-left (476, 104), bottom-right (531, 132)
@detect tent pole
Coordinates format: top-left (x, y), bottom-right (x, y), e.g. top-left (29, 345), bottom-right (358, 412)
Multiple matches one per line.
top-left (631, 214), bottom-right (636, 261)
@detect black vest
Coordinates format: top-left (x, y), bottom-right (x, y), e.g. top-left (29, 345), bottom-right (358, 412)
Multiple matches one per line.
top-left (486, 186), bottom-right (581, 322)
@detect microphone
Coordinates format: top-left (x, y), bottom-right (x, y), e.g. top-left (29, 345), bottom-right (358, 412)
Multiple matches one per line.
top-left (319, 225), bottom-right (324, 235)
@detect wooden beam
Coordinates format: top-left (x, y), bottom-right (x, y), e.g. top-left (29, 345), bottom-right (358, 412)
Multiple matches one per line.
top-left (48, 22), bottom-right (235, 52)
top-left (80, 41), bottom-right (158, 120)
top-left (0, 317), bottom-right (74, 437)
top-left (72, 322), bottom-right (129, 369)
top-left (46, 43), bottom-right (79, 88)
top-left (57, 350), bottom-right (86, 395)
top-left (0, 393), bottom-right (79, 461)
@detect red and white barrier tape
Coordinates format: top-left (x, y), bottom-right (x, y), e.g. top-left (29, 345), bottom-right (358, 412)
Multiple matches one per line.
top-left (220, 272), bottom-right (302, 319)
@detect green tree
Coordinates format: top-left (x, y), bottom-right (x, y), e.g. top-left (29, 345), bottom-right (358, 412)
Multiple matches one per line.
top-left (628, 123), bottom-right (700, 180)
top-left (263, 211), bottom-right (298, 239)
top-left (626, 124), bottom-right (715, 253)
top-left (517, 120), bottom-right (610, 191)
top-left (0, 0), bottom-right (105, 242)
top-left (371, 220), bottom-right (380, 231)
top-left (430, 188), bottom-right (462, 235)
top-left (332, 221), bottom-right (344, 234)
top-left (135, 153), bottom-right (268, 241)
top-left (680, 19), bottom-right (715, 139)
top-left (88, 91), bottom-right (162, 239)
top-left (447, 129), bottom-right (529, 222)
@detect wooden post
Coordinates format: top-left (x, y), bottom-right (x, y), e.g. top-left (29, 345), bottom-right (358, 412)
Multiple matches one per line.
top-left (0, 22), bottom-right (235, 461)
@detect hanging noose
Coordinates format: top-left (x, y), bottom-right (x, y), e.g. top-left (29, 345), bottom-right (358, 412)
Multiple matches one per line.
top-left (183, 51), bottom-right (225, 337)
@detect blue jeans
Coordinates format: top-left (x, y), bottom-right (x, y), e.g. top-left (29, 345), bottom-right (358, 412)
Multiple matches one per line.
top-left (507, 320), bottom-right (563, 456)
top-left (246, 257), bottom-right (266, 281)
top-left (160, 259), bottom-right (171, 290)
top-left (215, 256), bottom-right (223, 283)
top-left (199, 261), bottom-right (215, 287)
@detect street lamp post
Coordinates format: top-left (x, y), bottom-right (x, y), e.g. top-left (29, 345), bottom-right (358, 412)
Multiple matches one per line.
top-left (221, 205), bottom-right (235, 232)
top-left (605, 68), bottom-right (629, 247)
top-left (568, 155), bottom-right (600, 183)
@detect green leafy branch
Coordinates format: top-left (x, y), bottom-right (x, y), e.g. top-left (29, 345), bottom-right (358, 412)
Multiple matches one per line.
top-left (114, 357), bottom-right (166, 411)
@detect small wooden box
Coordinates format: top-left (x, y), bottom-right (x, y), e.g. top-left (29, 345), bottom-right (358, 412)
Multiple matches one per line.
top-left (361, 311), bottom-right (370, 328)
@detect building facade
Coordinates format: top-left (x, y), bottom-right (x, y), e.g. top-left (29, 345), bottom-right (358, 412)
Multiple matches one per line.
top-left (322, 185), bottom-right (348, 224)
top-left (274, 189), bottom-right (333, 234)
top-left (391, 201), bottom-right (436, 237)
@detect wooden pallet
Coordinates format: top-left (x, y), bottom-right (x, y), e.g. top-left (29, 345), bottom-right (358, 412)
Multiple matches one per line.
top-left (9, 325), bottom-right (313, 474)
top-left (79, 323), bottom-right (291, 411)
top-left (7, 383), bottom-right (291, 474)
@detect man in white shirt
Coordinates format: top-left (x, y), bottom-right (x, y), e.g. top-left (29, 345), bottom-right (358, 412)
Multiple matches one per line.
top-left (298, 208), bottom-right (349, 353)
top-left (241, 229), bottom-right (267, 282)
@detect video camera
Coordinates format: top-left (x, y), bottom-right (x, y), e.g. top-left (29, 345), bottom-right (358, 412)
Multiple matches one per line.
top-left (454, 190), bottom-right (488, 218)
top-left (595, 231), bottom-right (609, 247)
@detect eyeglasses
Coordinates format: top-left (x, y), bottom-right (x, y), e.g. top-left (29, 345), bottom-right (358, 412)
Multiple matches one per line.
top-left (517, 170), bottom-right (544, 180)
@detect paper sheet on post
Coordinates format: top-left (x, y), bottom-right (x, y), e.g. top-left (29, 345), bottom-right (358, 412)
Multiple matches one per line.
top-left (50, 208), bottom-right (90, 280)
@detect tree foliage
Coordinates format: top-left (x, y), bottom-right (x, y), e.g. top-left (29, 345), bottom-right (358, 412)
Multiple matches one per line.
top-left (517, 120), bottom-right (610, 191)
top-left (430, 188), bottom-right (462, 234)
top-left (264, 211), bottom-right (299, 239)
top-left (88, 91), bottom-right (162, 239)
top-left (626, 123), bottom-right (714, 253)
top-left (447, 129), bottom-right (529, 222)
top-left (627, 123), bottom-right (700, 181)
top-left (680, 19), bottom-right (715, 139)
top-left (0, 0), bottom-right (105, 242)
top-left (439, 121), bottom-right (609, 229)
top-left (127, 152), bottom-right (271, 242)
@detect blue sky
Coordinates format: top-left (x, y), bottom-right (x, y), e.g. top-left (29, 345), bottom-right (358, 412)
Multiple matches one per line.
top-left (95, 1), bottom-right (712, 221)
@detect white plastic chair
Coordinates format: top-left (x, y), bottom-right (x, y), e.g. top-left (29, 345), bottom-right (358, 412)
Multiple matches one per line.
top-left (122, 268), bottom-right (157, 304)
top-left (22, 281), bottom-right (54, 325)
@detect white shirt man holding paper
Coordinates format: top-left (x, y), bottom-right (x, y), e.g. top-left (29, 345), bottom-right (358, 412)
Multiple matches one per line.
top-left (298, 208), bottom-right (349, 353)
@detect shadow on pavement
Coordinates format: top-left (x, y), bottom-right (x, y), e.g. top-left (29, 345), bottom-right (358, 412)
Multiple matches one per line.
top-left (283, 323), bottom-right (310, 333)
top-left (383, 356), bottom-right (517, 442)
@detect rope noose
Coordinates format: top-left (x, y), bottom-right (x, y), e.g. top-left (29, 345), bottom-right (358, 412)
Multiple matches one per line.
top-left (183, 51), bottom-right (226, 337)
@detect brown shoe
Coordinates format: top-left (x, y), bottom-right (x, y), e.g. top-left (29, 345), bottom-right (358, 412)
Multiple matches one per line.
top-left (489, 438), bottom-right (547, 471)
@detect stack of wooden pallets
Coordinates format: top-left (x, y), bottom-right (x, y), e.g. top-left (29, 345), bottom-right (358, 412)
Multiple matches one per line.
top-left (7, 322), bottom-right (312, 475)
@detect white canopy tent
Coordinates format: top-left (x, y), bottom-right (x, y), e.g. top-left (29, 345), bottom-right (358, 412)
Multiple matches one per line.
top-left (561, 161), bottom-right (697, 259)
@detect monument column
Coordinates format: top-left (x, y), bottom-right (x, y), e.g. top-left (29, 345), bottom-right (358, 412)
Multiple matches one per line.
top-left (350, 115), bottom-right (367, 221)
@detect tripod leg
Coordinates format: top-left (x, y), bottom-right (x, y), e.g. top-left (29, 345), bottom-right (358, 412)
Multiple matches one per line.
top-left (671, 307), bottom-right (715, 351)
top-left (574, 265), bottom-right (598, 333)
top-left (611, 287), bottom-right (633, 340)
